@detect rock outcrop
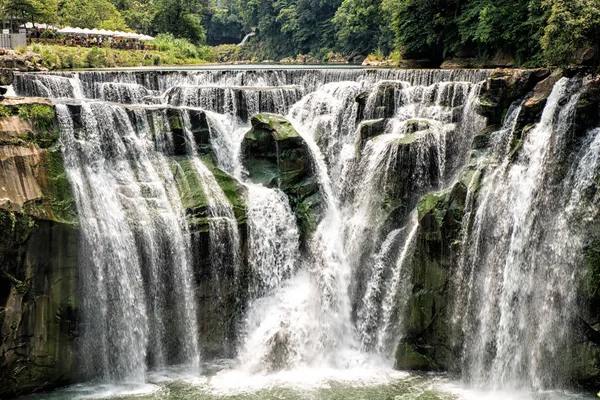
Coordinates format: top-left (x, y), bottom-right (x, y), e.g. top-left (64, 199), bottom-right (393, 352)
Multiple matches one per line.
top-left (395, 182), bottom-right (467, 371)
top-left (241, 113), bottom-right (322, 238)
top-left (0, 99), bottom-right (77, 398)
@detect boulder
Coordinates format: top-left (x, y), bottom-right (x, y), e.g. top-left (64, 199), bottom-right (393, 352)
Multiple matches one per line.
top-left (395, 182), bottom-right (467, 371)
top-left (242, 114), bottom-right (323, 238)
top-left (0, 68), bottom-right (13, 86)
top-left (479, 68), bottom-right (553, 125)
top-left (365, 81), bottom-right (405, 119)
top-left (518, 69), bottom-right (564, 129)
top-left (242, 113), bottom-right (313, 189)
top-left (357, 118), bottom-right (387, 151)
top-left (327, 53), bottom-right (347, 64)
top-left (172, 155), bottom-right (246, 234)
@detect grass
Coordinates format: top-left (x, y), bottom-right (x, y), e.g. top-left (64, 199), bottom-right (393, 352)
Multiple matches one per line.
top-left (30, 34), bottom-right (217, 69)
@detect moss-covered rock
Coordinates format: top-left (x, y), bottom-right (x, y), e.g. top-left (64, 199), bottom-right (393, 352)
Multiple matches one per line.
top-left (171, 154), bottom-right (248, 360)
top-left (0, 102), bottom-right (75, 224)
top-left (242, 113), bottom-right (323, 239)
top-left (0, 100), bottom-right (79, 398)
top-left (396, 182), bottom-right (467, 372)
top-left (172, 155), bottom-right (246, 233)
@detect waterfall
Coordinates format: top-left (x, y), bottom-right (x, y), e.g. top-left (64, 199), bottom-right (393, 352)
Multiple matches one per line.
top-left (238, 184), bottom-right (303, 371)
top-left (18, 67), bottom-right (599, 394)
top-left (55, 102), bottom-right (200, 382)
top-left (246, 185), bottom-right (300, 298)
top-left (453, 78), bottom-right (592, 390)
top-left (178, 110), bottom-right (243, 355)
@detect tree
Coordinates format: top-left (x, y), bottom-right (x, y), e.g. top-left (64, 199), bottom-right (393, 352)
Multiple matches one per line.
top-left (0, 0), bottom-right (58, 30)
top-left (152, 0), bottom-right (207, 43)
top-left (204, 8), bottom-right (244, 45)
top-left (541, 0), bottom-right (600, 66)
top-left (110, 0), bottom-right (156, 34)
top-left (383, 0), bottom-right (461, 61)
top-left (333, 0), bottom-right (387, 55)
top-left (457, 0), bottom-right (545, 64)
top-left (58, 0), bottom-right (128, 29)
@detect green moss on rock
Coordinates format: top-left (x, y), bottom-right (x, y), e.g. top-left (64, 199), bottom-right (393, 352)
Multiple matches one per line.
top-left (172, 155), bottom-right (247, 233)
top-left (395, 343), bottom-right (437, 371)
top-left (242, 113), bottom-right (323, 240)
top-left (172, 157), bottom-right (210, 232)
top-left (396, 182), bottom-right (467, 372)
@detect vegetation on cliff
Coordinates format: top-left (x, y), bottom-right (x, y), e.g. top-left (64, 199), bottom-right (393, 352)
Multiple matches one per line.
top-left (0, 100), bottom-right (78, 398)
top-left (8, 0), bottom-right (600, 66)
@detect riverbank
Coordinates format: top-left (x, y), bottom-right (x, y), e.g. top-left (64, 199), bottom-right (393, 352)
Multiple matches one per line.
top-left (29, 44), bottom-right (212, 69)
top-left (0, 43), bottom-right (392, 71)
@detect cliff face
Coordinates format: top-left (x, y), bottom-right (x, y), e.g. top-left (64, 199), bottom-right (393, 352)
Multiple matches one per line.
top-left (0, 99), bottom-right (78, 398)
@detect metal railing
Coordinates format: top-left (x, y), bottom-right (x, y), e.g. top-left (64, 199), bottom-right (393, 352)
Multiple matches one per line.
top-left (0, 33), bottom-right (26, 49)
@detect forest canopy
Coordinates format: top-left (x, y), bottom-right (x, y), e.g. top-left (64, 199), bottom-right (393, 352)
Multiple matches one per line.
top-left (4, 0), bottom-right (600, 66)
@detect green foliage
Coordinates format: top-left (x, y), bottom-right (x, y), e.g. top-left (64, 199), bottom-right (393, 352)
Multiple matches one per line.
top-left (58, 0), bottom-right (129, 30)
top-left (0, 0), bottom-right (58, 28)
top-left (85, 47), bottom-right (106, 68)
top-left (153, 33), bottom-right (203, 58)
top-left (20, 0), bottom-right (600, 65)
top-left (384, 0), bottom-right (462, 61)
top-left (457, 0), bottom-right (545, 64)
top-left (31, 44), bottom-right (209, 69)
top-left (212, 44), bottom-right (241, 63)
top-left (205, 8), bottom-right (244, 46)
top-left (541, 0), bottom-right (600, 66)
top-left (18, 104), bottom-right (55, 132)
top-left (152, 0), bottom-right (207, 43)
top-left (114, 0), bottom-right (157, 33)
top-left (333, 0), bottom-right (390, 55)
top-left (0, 105), bottom-right (11, 119)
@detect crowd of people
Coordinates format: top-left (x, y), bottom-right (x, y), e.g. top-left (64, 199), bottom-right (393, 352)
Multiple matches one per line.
top-left (24, 26), bottom-right (156, 50)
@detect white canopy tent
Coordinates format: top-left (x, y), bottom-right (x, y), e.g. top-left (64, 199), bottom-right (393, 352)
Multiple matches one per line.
top-left (56, 26), bottom-right (154, 40)
top-left (20, 23), bottom-right (59, 30)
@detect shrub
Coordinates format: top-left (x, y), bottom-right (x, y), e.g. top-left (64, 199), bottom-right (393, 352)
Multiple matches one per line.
top-left (0, 105), bottom-right (12, 119)
top-left (40, 47), bottom-right (61, 69)
top-left (212, 44), bottom-right (241, 63)
top-left (41, 30), bottom-right (55, 39)
top-left (388, 49), bottom-right (402, 64)
top-left (19, 104), bottom-right (55, 132)
top-left (86, 47), bottom-right (106, 68)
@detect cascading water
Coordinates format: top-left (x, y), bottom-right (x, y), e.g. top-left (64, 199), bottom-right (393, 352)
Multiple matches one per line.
top-left (14, 67), bottom-right (598, 398)
top-left (55, 102), bottom-right (200, 382)
top-left (452, 77), bottom-right (596, 390)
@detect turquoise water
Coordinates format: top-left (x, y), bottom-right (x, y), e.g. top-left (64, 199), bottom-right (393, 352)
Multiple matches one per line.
top-left (18, 364), bottom-right (596, 400)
